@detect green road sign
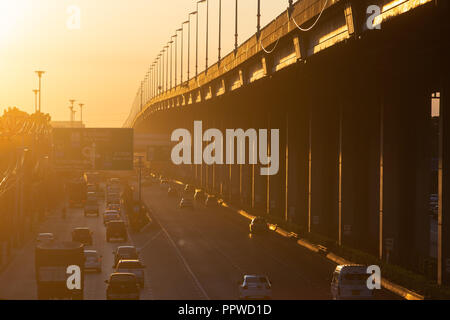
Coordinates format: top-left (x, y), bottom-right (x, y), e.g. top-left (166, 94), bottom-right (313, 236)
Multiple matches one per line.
top-left (53, 128), bottom-right (134, 170)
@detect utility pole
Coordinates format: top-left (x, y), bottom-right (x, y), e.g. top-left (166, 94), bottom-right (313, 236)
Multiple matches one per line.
top-left (79, 103), bottom-right (84, 126)
top-left (33, 90), bottom-right (39, 113)
top-left (35, 71), bottom-right (45, 112)
top-left (69, 99), bottom-right (76, 126)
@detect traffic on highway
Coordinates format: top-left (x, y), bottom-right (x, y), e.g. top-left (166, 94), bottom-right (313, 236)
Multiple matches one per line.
top-left (0, 170), bottom-right (398, 301)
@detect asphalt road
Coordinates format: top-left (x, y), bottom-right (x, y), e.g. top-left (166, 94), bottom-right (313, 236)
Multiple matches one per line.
top-left (0, 182), bottom-right (400, 300)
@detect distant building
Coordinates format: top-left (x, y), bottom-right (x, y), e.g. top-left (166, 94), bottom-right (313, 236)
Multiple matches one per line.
top-left (51, 121), bottom-right (85, 128)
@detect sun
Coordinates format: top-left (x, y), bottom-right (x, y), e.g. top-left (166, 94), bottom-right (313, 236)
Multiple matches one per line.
top-left (0, 1), bottom-right (25, 42)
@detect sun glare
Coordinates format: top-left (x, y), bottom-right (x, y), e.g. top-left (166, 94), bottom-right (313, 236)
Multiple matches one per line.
top-left (0, 2), bottom-right (25, 42)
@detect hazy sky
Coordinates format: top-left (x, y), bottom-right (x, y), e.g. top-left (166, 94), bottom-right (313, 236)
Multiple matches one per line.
top-left (0, 0), bottom-right (290, 127)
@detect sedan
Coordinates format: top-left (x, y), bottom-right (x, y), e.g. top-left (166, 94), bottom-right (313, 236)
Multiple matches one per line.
top-left (238, 275), bottom-right (272, 300)
top-left (84, 249), bottom-right (102, 272)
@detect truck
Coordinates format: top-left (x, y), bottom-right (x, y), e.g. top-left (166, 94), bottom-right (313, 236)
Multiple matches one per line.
top-left (35, 241), bottom-right (85, 300)
top-left (67, 179), bottom-right (87, 207)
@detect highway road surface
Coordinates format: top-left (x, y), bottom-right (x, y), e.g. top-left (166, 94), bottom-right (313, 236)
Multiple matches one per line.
top-left (0, 182), bottom-right (400, 300)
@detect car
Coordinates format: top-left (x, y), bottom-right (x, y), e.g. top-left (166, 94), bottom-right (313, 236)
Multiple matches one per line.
top-left (72, 227), bottom-right (93, 246)
top-left (183, 184), bottom-right (195, 197)
top-left (249, 217), bottom-right (268, 234)
top-left (106, 220), bottom-right (128, 242)
top-left (84, 249), bottom-right (102, 272)
top-left (86, 192), bottom-right (97, 201)
top-left (238, 275), bottom-right (272, 300)
top-left (109, 178), bottom-right (121, 185)
top-left (84, 199), bottom-right (99, 216)
top-left (113, 246), bottom-right (139, 266)
top-left (160, 179), bottom-right (170, 187)
top-left (106, 202), bottom-right (121, 212)
top-left (205, 195), bottom-right (219, 207)
top-left (330, 265), bottom-right (374, 300)
top-left (194, 189), bottom-right (206, 203)
top-left (36, 233), bottom-right (55, 244)
top-left (105, 273), bottom-right (140, 300)
top-left (114, 259), bottom-right (145, 287)
top-left (103, 211), bottom-right (121, 225)
top-left (179, 198), bottom-right (194, 209)
top-left (168, 186), bottom-right (178, 198)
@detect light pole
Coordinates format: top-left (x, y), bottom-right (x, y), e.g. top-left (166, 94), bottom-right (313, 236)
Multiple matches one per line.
top-left (218, 0), bottom-right (222, 63)
top-left (164, 45), bottom-right (169, 92)
top-left (35, 71), bottom-right (45, 112)
top-left (169, 39), bottom-right (174, 89)
top-left (196, 0), bottom-right (207, 77)
top-left (69, 99), bottom-right (76, 125)
top-left (79, 103), bottom-right (84, 125)
top-left (205, 0), bottom-right (209, 72)
top-left (140, 80), bottom-right (144, 111)
top-left (176, 28), bottom-right (182, 85)
top-left (234, 0), bottom-right (239, 52)
top-left (32, 90), bottom-right (39, 113)
top-left (188, 12), bottom-right (197, 82)
top-left (256, 0), bottom-right (261, 39)
top-left (181, 21), bottom-right (189, 84)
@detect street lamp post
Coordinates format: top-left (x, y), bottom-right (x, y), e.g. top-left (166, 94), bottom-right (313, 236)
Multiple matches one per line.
top-left (35, 71), bottom-right (45, 112)
top-left (79, 103), bottom-right (85, 125)
top-left (188, 12), bottom-right (198, 82)
top-left (218, 0), bottom-right (222, 63)
top-left (256, 0), bottom-right (261, 39)
top-left (169, 39), bottom-right (174, 89)
top-left (69, 99), bottom-right (76, 125)
top-left (234, 0), bottom-right (238, 52)
top-left (32, 90), bottom-right (39, 113)
top-left (164, 45), bottom-right (169, 92)
top-left (181, 21), bottom-right (189, 84)
top-left (196, 0), bottom-right (207, 77)
top-left (175, 29), bottom-right (182, 86)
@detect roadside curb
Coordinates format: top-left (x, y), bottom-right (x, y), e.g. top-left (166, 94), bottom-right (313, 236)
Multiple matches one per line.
top-left (221, 200), bottom-right (424, 300)
top-left (167, 178), bottom-right (424, 300)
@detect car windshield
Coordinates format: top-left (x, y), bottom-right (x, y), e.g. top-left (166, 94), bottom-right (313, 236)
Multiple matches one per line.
top-left (246, 277), bottom-right (267, 284)
top-left (342, 273), bottom-right (368, 285)
top-left (85, 251), bottom-right (97, 258)
top-left (119, 248), bottom-right (136, 255)
top-left (117, 262), bottom-right (142, 269)
top-left (75, 229), bottom-right (90, 235)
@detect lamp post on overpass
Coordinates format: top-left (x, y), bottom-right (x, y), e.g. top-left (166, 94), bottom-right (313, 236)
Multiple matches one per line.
top-left (234, 0), bottom-right (239, 53)
top-left (196, 0), bottom-right (206, 77)
top-left (176, 28), bottom-right (182, 85)
top-left (218, 0), bottom-right (222, 63)
top-left (164, 45), bottom-right (169, 92)
top-left (256, 0), bottom-right (261, 40)
top-left (181, 20), bottom-right (189, 84)
top-left (188, 11), bottom-right (197, 82)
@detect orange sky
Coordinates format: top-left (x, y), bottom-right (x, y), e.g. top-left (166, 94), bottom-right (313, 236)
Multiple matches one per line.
top-left (0, 0), bottom-right (289, 127)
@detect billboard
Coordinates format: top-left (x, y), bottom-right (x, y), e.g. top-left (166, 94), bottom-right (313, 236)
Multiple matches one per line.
top-left (53, 128), bottom-right (133, 170)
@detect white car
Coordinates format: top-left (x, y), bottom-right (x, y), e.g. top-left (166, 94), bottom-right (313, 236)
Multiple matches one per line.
top-left (84, 249), bottom-right (102, 272)
top-left (238, 275), bottom-right (272, 300)
top-left (103, 210), bottom-right (121, 225)
top-left (331, 265), bottom-right (374, 300)
top-left (36, 233), bottom-right (55, 244)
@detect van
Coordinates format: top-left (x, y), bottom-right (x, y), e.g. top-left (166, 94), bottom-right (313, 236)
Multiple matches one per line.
top-left (330, 265), bottom-right (374, 300)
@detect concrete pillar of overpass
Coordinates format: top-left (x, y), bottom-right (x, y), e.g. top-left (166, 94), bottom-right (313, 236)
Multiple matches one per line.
top-left (439, 75), bottom-right (450, 285)
top-left (382, 81), bottom-right (430, 269)
top-left (310, 86), bottom-right (339, 241)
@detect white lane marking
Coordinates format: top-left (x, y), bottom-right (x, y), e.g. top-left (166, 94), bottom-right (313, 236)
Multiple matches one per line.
top-left (151, 211), bottom-right (210, 300)
top-left (138, 230), bottom-right (162, 251)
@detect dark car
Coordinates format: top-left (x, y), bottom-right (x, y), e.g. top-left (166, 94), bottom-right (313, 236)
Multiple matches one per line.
top-left (105, 273), bottom-right (140, 300)
top-left (205, 195), bottom-right (219, 207)
top-left (113, 246), bottom-right (139, 266)
top-left (249, 217), bottom-right (268, 234)
top-left (194, 189), bottom-right (206, 203)
top-left (106, 220), bottom-right (128, 242)
top-left (72, 227), bottom-right (93, 246)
